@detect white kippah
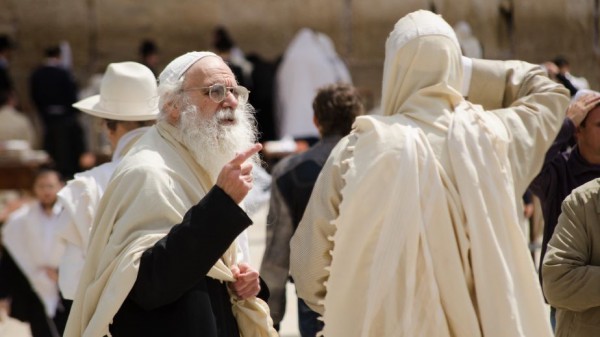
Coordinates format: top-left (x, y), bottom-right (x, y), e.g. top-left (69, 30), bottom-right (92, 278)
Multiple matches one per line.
top-left (158, 51), bottom-right (219, 85)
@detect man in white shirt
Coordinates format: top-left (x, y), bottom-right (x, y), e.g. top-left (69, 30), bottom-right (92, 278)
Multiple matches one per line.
top-left (0, 168), bottom-right (66, 337)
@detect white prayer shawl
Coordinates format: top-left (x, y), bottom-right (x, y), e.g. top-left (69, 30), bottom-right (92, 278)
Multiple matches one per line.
top-left (275, 28), bottom-right (352, 139)
top-left (56, 127), bottom-right (149, 300)
top-left (63, 121), bottom-right (276, 337)
top-left (0, 309), bottom-right (32, 337)
top-left (295, 10), bottom-right (568, 337)
top-left (1, 201), bottom-right (65, 317)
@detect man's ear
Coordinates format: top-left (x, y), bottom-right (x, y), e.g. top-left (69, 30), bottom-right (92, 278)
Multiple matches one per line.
top-left (164, 100), bottom-right (180, 123)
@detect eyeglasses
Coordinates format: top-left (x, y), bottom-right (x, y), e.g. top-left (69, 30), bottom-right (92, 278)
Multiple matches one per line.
top-left (184, 84), bottom-right (249, 104)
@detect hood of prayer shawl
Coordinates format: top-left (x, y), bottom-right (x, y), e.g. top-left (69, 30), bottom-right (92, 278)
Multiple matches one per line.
top-left (380, 10), bottom-right (464, 124)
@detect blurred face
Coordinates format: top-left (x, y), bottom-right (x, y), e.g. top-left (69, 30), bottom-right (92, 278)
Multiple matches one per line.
top-left (576, 106), bottom-right (600, 164)
top-left (33, 172), bottom-right (63, 208)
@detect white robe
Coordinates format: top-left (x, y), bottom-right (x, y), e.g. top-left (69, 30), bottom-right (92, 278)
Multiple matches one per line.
top-left (275, 28), bottom-right (352, 140)
top-left (55, 127), bottom-right (149, 300)
top-left (2, 201), bottom-right (64, 317)
top-left (290, 10), bottom-right (569, 337)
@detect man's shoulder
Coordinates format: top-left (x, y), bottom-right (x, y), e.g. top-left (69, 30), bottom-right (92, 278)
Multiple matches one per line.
top-left (5, 201), bottom-right (35, 223)
top-left (74, 161), bottom-right (118, 180)
top-left (64, 161), bottom-right (119, 194)
top-left (564, 178), bottom-right (600, 207)
top-left (271, 147), bottom-right (323, 179)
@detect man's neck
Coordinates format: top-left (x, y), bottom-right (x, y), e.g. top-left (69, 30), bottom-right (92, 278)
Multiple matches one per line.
top-left (579, 148), bottom-right (600, 166)
top-left (41, 202), bottom-right (55, 216)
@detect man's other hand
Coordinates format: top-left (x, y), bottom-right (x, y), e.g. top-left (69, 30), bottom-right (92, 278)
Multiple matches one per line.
top-left (229, 262), bottom-right (261, 300)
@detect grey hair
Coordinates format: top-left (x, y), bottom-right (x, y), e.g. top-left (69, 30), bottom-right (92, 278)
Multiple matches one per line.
top-left (157, 74), bottom-right (187, 123)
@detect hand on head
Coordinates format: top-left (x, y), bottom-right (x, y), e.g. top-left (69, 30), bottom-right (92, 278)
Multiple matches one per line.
top-left (542, 61), bottom-right (560, 79)
top-left (567, 92), bottom-right (600, 127)
top-left (216, 143), bottom-right (262, 204)
top-left (229, 262), bottom-right (261, 300)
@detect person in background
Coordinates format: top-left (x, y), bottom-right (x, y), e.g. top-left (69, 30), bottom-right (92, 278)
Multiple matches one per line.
top-left (211, 26), bottom-right (253, 87)
top-left (0, 168), bottom-right (68, 337)
top-left (290, 10), bottom-right (568, 336)
top-left (529, 90), bottom-right (600, 329)
top-left (0, 73), bottom-right (35, 146)
top-left (30, 45), bottom-right (85, 179)
top-left (260, 83), bottom-right (364, 336)
top-left (553, 55), bottom-right (590, 93)
top-left (542, 177), bottom-right (600, 336)
top-left (139, 39), bottom-right (160, 77)
top-left (55, 62), bottom-right (158, 305)
top-left (275, 28), bottom-right (352, 145)
top-left (0, 34), bottom-right (14, 90)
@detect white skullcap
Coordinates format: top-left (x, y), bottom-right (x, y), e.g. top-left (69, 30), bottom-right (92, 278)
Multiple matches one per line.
top-left (158, 51), bottom-right (219, 85)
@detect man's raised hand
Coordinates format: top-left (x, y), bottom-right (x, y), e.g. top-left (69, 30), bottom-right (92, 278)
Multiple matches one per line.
top-left (567, 92), bottom-right (600, 127)
top-left (216, 143), bottom-right (262, 204)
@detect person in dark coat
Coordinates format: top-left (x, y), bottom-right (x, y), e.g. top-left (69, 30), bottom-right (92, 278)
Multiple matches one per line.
top-left (30, 45), bottom-right (85, 179)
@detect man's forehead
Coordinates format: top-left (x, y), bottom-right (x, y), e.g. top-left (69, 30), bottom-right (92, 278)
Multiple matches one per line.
top-left (186, 57), bottom-right (235, 85)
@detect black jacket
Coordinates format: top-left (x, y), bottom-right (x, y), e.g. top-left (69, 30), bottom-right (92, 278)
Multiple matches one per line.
top-left (109, 186), bottom-right (269, 337)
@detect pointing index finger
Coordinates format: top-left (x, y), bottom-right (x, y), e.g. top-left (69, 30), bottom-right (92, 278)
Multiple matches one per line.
top-left (230, 143), bottom-right (262, 166)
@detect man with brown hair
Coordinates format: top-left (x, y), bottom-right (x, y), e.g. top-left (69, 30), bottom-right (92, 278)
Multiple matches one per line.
top-left (260, 83), bottom-right (364, 336)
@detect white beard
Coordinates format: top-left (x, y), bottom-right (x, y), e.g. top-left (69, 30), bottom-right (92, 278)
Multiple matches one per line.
top-left (178, 102), bottom-right (259, 181)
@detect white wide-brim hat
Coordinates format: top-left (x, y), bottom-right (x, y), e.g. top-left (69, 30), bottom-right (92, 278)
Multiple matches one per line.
top-left (73, 61), bottom-right (159, 121)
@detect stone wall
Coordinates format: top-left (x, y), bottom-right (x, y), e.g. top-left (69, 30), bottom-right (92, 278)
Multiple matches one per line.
top-left (1, 0), bottom-right (597, 130)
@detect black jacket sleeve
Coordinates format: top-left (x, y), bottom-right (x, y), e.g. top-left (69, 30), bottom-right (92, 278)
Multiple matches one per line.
top-left (129, 186), bottom-right (253, 310)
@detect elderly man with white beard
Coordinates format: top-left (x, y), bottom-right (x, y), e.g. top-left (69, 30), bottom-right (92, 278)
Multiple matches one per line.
top-left (63, 51), bottom-right (278, 337)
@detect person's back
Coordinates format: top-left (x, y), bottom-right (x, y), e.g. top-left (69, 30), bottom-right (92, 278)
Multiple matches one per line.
top-left (30, 59), bottom-right (78, 125)
top-left (260, 83), bottom-right (363, 335)
top-left (55, 62), bottom-right (158, 302)
top-left (30, 46), bottom-right (84, 178)
top-left (0, 71), bottom-right (35, 145)
top-left (290, 10), bottom-right (569, 337)
top-left (275, 28), bottom-right (352, 142)
top-left (0, 105), bottom-right (35, 146)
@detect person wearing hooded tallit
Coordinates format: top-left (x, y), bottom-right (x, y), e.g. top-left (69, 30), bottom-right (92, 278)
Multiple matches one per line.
top-left (275, 28), bottom-right (352, 143)
top-left (54, 62), bottom-right (158, 304)
top-left (290, 10), bottom-right (569, 337)
top-left (63, 51), bottom-right (277, 337)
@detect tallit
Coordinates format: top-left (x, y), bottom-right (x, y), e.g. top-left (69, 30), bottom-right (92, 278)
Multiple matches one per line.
top-left (63, 121), bottom-right (276, 337)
